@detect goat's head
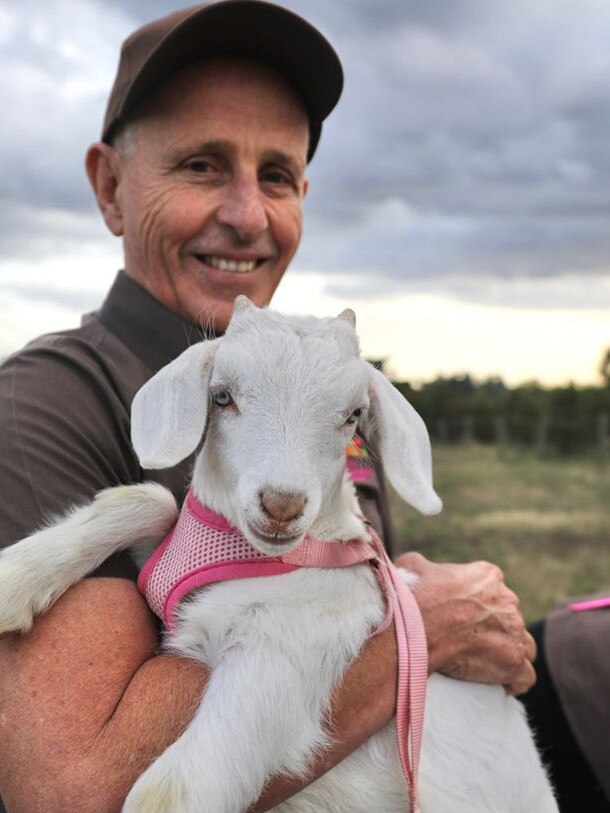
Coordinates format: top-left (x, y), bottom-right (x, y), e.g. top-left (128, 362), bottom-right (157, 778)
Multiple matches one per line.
top-left (131, 296), bottom-right (441, 553)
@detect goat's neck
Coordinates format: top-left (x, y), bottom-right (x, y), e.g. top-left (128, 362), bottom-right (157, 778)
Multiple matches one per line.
top-left (307, 474), bottom-right (369, 542)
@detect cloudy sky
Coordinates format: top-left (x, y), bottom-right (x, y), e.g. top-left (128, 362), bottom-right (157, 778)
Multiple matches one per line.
top-left (1, 0), bottom-right (610, 385)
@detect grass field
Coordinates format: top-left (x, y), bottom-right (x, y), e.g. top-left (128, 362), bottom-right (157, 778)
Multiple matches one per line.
top-left (389, 443), bottom-right (610, 622)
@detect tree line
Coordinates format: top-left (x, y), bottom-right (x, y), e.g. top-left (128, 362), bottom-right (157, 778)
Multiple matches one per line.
top-left (393, 350), bottom-right (610, 456)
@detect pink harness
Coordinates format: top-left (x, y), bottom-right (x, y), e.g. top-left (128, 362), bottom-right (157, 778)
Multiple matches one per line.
top-left (138, 489), bottom-right (428, 813)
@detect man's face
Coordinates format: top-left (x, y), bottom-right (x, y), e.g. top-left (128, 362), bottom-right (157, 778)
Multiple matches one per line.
top-left (109, 57), bottom-right (309, 331)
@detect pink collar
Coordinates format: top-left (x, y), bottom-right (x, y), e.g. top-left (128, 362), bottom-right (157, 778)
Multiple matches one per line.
top-left (138, 488), bottom-right (427, 813)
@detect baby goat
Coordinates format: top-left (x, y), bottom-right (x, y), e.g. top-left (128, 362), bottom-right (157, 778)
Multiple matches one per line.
top-left (0, 297), bottom-right (557, 813)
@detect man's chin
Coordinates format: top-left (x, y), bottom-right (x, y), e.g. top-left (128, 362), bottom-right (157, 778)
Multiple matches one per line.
top-left (181, 297), bottom-right (236, 335)
top-left (179, 285), bottom-right (281, 333)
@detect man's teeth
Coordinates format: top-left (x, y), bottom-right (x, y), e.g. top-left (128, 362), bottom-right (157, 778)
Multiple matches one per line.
top-left (204, 255), bottom-right (257, 273)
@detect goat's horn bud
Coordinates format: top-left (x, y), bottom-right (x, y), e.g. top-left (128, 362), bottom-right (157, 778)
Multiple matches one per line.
top-left (337, 308), bottom-right (356, 328)
top-left (234, 295), bottom-right (255, 313)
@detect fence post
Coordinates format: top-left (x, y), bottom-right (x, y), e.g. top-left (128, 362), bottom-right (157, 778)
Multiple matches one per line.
top-left (495, 416), bottom-right (508, 457)
top-left (597, 412), bottom-right (609, 462)
top-left (535, 415), bottom-right (549, 458)
top-left (463, 414), bottom-right (474, 444)
top-left (437, 418), bottom-right (449, 444)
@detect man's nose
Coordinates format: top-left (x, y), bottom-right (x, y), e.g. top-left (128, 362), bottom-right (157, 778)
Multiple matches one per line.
top-left (216, 174), bottom-right (268, 241)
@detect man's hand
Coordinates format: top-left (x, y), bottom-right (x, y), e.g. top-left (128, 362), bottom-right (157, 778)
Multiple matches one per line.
top-left (397, 552), bottom-right (536, 696)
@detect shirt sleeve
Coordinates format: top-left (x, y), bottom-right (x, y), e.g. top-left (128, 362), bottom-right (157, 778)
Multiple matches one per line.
top-left (0, 336), bottom-right (141, 577)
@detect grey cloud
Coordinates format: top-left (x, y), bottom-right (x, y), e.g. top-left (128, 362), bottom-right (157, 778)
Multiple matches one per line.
top-left (0, 0), bottom-right (134, 212)
top-left (4, 282), bottom-right (103, 311)
top-left (0, 202), bottom-right (111, 259)
top-left (324, 271), bottom-right (610, 311)
top-left (2, 0), bottom-right (610, 309)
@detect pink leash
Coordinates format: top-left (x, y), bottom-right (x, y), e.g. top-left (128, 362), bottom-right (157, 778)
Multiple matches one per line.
top-left (139, 491), bottom-right (428, 813)
top-left (369, 531), bottom-right (428, 813)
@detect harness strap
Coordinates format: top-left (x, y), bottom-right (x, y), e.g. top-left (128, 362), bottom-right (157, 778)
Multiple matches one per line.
top-left (368, 531), bottom-right (428, 813)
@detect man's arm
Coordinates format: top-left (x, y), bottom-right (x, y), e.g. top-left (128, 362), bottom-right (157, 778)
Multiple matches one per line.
top-left (0, 578), bottom-right (399, 813)
top-left (0, 553), bottom-right (534, 813)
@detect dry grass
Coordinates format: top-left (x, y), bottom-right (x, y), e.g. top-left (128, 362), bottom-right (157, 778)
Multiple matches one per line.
top-left (389, 444), bottom-right (610, 622)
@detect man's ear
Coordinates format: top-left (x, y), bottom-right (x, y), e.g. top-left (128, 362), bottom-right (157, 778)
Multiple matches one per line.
top-left (85, 142), bottom-right (124, 236)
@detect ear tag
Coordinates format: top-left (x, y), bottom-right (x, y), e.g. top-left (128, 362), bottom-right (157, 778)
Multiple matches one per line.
top-left (345, 436), bottom-right (374, 484)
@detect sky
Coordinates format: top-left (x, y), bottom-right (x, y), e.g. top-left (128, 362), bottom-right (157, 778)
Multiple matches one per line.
top-left (1, 0), bottom-right (610, 386)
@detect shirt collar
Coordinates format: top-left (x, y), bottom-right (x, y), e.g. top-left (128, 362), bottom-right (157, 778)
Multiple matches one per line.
top-left (95, 270), bottom-right (213, 372)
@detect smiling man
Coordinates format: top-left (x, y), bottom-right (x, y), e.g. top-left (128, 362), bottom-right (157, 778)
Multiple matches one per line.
top-left (91, 55), bottom-right (309, 330)
top-left (0, 3), bottom-right (535, 811)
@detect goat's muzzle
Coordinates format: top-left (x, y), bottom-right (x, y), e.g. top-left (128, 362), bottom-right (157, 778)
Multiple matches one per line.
top-left (259, 489), bottom-right (307, 525)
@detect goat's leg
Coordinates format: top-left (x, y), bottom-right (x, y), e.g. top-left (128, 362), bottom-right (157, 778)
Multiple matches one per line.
top-left (0, 483), bottom-right (177, 634)
top-left (122, 601), bottom-right (365, 813)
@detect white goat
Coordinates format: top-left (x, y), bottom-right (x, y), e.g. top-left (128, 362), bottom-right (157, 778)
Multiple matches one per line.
top-left (0, 297), bottom-right (557, 813)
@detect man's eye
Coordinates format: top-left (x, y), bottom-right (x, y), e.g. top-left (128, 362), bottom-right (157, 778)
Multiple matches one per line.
top-left (186, 159), bottom-right (212, 173)
top-left (261, 169), bottom-right (293, 186)
top-left (212, 389), bottom-right (233, 407)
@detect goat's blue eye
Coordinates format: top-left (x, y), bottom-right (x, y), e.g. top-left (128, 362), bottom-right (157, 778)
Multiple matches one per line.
top-left (212, 390), bottom-right (232, 407)
top-left (346, 407), bottom-right (363, 425)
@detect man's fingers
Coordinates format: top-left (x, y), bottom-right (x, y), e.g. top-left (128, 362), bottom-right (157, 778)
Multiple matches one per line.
top-left (394, 551), bottom-right (427, 573)
top-left (505, 659), bottom-right (537, 696)
top-left (504, 632), bottom-right (538, 695)
top-left (524, 630), bottom-right (537, 664)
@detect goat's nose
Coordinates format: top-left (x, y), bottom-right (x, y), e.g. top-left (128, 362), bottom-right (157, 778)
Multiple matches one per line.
top-left (260, 490), bottom-right (307, 523)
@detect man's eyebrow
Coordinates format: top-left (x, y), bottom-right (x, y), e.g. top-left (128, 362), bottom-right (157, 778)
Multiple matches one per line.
top-left (168, 140), bottom-right (304, 174)
top-left (169, 139), bottom-right (234, 159)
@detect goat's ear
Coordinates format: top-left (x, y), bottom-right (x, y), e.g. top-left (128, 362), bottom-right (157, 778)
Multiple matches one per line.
top-left (131, 340), bottom-right (220, 470)
top-left (365, 363), bottom-right (442, 515)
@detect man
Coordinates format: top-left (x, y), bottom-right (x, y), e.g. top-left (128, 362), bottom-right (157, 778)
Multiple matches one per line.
top-left (0, 3), bottom-right (535, 811)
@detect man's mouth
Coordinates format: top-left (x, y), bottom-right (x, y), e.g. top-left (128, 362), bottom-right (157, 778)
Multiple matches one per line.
top-left (196, 254), bottom-right (263, 273)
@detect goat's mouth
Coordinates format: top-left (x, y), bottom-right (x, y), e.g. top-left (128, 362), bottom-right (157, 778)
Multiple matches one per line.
top-left (245, 522), bottom-right (305, 551)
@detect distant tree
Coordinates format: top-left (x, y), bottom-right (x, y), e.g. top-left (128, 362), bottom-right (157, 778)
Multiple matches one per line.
top-left (548, 385), bottom-right (588, 455)
top-left (394, 371), bottom-right (610, 455)
top-left (503, 383), bottom-right (549, 445)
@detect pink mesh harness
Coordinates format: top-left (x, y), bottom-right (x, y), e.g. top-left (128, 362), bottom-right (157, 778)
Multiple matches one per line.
top-left (138, 489), bottom-right (428, 813)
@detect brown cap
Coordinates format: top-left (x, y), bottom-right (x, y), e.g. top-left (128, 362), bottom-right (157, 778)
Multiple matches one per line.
top-left (102, 0), bottom-right (343, 161)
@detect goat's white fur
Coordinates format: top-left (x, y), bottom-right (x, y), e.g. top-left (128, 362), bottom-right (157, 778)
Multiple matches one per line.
top-left (0, 297), bottom-right (557, 812)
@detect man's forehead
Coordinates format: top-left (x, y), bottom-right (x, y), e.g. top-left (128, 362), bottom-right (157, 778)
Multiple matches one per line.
top-left (138, 55), bottom-right (307, 125)
top-left (127, 56), bottom-right (309, 158)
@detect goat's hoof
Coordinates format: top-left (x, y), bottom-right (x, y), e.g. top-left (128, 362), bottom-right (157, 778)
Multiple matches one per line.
top-left (0, 564), bottom-right (36, 635)
top-left (0, 610), bottom-right (34, 636)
